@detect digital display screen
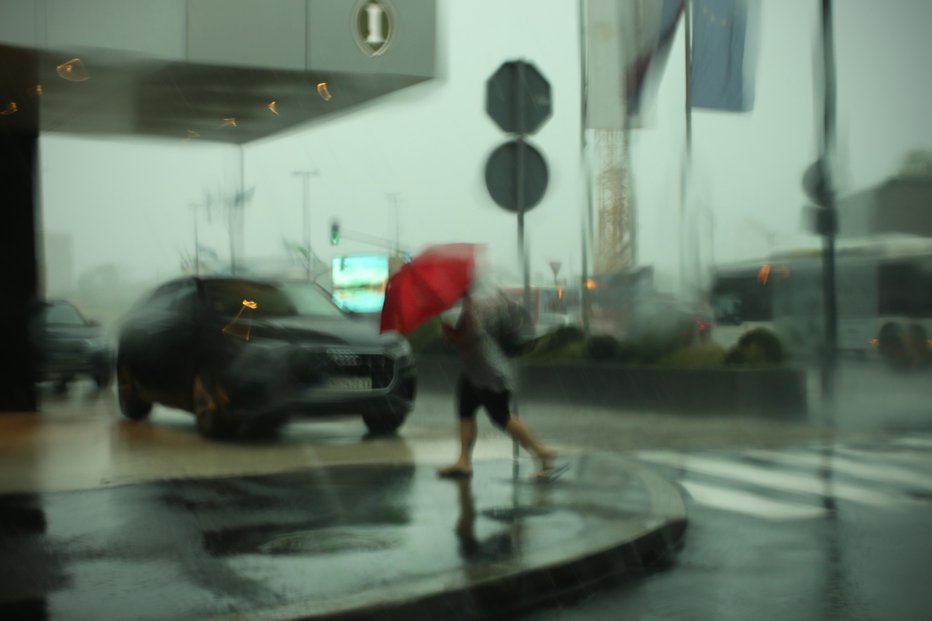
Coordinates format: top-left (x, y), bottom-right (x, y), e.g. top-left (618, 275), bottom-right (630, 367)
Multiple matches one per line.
top-left (331, 255), bottom-right (390, 313)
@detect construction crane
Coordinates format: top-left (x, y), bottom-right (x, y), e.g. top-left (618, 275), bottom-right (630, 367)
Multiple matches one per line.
top-left (594, 129), bottom-right (635, 275)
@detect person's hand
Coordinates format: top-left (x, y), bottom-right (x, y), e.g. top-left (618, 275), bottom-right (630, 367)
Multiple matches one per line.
top-left (442, 322), bottom-right (464, 344)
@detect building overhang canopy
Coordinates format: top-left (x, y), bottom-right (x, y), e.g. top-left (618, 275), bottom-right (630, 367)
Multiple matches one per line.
top-left (0, 0), bottom-right (437, 144)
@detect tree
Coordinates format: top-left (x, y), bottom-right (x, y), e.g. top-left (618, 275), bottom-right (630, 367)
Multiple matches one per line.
top-left (282, 238), bottom-right (329, 281)
top-left (898, 149), bottom-right (932, 178)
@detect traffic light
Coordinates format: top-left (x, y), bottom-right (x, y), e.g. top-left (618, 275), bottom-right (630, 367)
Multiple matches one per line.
top-left (330, 220), bottom-right (340, 245)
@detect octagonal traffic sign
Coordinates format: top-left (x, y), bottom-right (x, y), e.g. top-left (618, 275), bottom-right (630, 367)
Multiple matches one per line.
top-left (486, 61), bottom-right (552, 136)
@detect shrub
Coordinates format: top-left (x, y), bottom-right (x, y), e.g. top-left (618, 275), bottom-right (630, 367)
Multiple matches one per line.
top-left (526, 326), bottom-right (586, 359)
top-left (407, 318), bottom-right (457, 356)
top-left (614, 340), bottom-right (641, 364)
top-left (585, 335), bottom-right (620, 361)
top-left (725, 328), bottom-right (785, 366)
top-left (658, 344), bottom-right (726, 369)
top-left (548, 325), bottom-right (586, 350)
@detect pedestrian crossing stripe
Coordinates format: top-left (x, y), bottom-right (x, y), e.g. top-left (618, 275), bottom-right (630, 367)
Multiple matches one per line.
top-left (678, 480), bottom-right (827, 521)
top-left (742, 449), bottom-right (932, 492)
top-left (637, 452), bottom-right (898, 508)
top-left (836, 446), bottom-right (932, 469)
top-left (634, 437), bottom-right (932, 522)
top-left (891, 436), bottom-right (932, 450)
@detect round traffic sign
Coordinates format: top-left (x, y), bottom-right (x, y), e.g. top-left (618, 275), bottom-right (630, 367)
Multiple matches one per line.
top-left (484, 140), bottom-right (549, 213)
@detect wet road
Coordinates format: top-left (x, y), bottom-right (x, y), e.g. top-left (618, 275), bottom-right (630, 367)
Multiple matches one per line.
top-left (3, 359), bottom-right (931, 620)
top-left (518, 436), bottom-right (932, 621)
top-left (509, 362), bottom-right (932, 621)
top-left (1, 384), bottom-right (688, 621)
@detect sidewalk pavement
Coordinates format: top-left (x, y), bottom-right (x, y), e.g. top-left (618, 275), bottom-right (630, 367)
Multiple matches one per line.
top-left (0, 451), bottom-right (687, 621)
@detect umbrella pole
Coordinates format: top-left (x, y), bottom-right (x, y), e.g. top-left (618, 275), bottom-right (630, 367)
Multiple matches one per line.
top-left (512, 375), bottom-right (520, 480)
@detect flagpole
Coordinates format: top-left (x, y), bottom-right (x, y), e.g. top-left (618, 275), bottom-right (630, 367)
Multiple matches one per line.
top-left (684, 0), bottom-right (693, 153)
top-left (680, 0), bottom-right (693, 298)
top-left (578, 0), bottom-right (593, 337)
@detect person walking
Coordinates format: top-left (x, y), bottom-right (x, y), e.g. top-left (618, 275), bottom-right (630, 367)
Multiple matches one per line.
top-left (437, 289), bottom-right (562, 481)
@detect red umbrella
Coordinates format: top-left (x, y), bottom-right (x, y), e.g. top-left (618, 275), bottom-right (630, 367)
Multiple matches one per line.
top-left (380, 243), bottom-right (479, 334)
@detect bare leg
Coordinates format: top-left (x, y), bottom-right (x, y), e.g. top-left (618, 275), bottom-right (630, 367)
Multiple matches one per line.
top-left (505, 416), bottom-right (557, 474)
top-left (439, 418), bottom-right (477, 477)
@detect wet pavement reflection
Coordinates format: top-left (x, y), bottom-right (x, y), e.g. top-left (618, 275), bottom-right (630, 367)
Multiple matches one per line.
top-left (0, 454), bottom-right (684, 621)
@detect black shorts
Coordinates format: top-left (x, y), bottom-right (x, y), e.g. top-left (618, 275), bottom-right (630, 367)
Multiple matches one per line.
top-left (457, 376), bottom-right (512, 429)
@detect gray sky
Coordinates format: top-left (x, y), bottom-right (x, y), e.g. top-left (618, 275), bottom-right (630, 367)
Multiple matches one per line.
top-left (39, 0), bottom-right (932, 294)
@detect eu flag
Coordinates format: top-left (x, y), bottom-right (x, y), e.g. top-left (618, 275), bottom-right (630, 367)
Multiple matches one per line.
top-left (691, 0), bottom-right (756, 112)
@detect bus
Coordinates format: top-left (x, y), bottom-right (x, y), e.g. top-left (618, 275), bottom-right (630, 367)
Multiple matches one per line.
top-left (710, 235), bottom-right (932, 366)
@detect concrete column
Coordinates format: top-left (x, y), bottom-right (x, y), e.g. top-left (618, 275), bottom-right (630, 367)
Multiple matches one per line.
top-left (0, 47), bottom-right (39, 412)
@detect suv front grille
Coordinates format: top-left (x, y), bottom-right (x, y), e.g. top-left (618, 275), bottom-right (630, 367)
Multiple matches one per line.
top-left (322, 349), bottom-right (395, 389)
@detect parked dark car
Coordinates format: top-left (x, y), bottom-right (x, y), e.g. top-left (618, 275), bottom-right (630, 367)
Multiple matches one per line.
top-left (115, 277), bottom-right (416, 438)
top-left (30, 300), bottom-right (113, 389)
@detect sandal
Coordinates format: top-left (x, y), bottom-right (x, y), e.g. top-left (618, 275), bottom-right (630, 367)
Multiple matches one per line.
top-left (438, 466), bottom-right (473, 479)
top-left (533, 462), bottom-right (570, 482)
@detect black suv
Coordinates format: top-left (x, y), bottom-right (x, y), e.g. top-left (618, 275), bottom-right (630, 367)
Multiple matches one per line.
top-left (31, 300), bottom-right (113, 389)
top-left (116, 277), bottom-right (416, 438)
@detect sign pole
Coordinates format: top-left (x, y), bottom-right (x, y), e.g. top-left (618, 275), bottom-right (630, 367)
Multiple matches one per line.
top-left (513, 62), bottom-right (528, 466)
top-left (515, 62), bottom-right (532, 317)
top-left (484, 58), bottom-right (552, 470)
top-left (819, 0), bottom-right (838, 408)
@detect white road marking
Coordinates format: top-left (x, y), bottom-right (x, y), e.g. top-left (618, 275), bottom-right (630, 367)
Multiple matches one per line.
top-left (836, 447), bottom-right (932, 469)
top-left (891, 436), bottom-right (932, 450)
top-left (636, 452), bottom-right (906, 508)
top-left (743, 449), bottom-right (932, 491)
top-left (680, 480), bottom-right (826, 521)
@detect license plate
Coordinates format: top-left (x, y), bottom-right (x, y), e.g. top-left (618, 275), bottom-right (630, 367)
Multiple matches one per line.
top-left (327, 376), bottom-right (372, 391)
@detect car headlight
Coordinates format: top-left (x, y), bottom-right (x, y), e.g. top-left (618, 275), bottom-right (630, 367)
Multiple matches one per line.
top-left (387, 338), bottom-right (413, 364)
top-left (82, 337), bottom-right (108, 351)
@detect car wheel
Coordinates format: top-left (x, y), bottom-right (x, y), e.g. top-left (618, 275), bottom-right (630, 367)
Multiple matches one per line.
top-left (192, 373), bottom-right (234, 439)
top-left (117, 359), bottom-right (152, 420)
top-left (362, 410), bottom-right (407, 436)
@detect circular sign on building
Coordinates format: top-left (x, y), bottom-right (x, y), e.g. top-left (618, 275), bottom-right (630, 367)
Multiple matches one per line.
top-left (354, 0), bottom-right (395, 57)
top-left (484, 139), bottom-right (549, 213)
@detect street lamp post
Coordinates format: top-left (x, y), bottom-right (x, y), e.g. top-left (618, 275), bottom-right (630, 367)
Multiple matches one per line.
top-left (386, 192), bottom-right (401, 256)
top-left (188, 203), bottom-right (201, 276)
top-left (293, 169), bottom-right (319, 280)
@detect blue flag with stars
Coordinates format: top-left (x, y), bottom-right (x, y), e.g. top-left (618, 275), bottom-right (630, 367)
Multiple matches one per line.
top-left (691, 0), bottom-right (756, 111)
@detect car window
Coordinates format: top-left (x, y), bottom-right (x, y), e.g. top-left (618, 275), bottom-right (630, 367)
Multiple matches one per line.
top-left (204, 281), bottom-right (343, 318)
top-left (43, 303), bottom-right (86, 326)
top-left (145, 281), bottom-right (197, 314)
top-left (173, 282), bottom-right (198, 315)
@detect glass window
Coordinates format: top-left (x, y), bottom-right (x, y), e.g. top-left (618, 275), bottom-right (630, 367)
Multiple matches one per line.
top-left (43, 302), bottom-right (86, 326)
top-left (204, 280), bottom-right (343, 318)
top-left (711, 275), bottom-right (773, 324)
top-left (879, 261), bottom-right (919, 315)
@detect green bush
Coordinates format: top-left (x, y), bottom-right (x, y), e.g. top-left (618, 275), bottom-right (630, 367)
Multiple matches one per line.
top-left (724, 328), bottom-right (785, 366)
top-left (548, 325), bottom-right (586, 350)
top-left (658, 344), bottom-right (726, 369)
top-left (406, 317), bottom-right (457, 356)
top-left (585, 335), bottom-right (620, 361)
top-left (526, 326), bottom-right (586, 360)
top-left (614, 340), bottom-right (641, 364)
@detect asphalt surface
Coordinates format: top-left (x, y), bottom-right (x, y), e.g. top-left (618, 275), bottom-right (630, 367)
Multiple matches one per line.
top-left (3, 359), bottom-right (929, 620)
top-left (520, 435), bottom-right (932, 621)
top-left (0, 392), bottom-right (686, 621)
